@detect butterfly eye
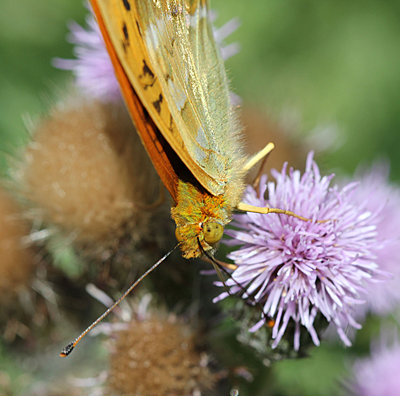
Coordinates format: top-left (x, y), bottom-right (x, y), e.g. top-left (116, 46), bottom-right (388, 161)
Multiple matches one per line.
top-left (203, 222), bottom-right (224, 245)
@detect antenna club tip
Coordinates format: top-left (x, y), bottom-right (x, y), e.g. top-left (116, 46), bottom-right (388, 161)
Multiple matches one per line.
top-left (59, 342), bottom-right (75, 357)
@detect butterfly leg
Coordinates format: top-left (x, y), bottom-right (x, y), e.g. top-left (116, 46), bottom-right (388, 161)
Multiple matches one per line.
top-left (240, 143), bottom-right (330, 223)
top-left (202, 255), bottom-right (238, 271)
top-left (243, 142), bottom-right (275, 173)
top-left (236, 202), bottom-right (331, 223)
top-left (243, 142), bottom-right (275, 190)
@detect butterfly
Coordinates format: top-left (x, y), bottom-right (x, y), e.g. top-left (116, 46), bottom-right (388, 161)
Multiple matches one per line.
top-left (60, 0), bottom-right (310, 357)
top-left (88, 0), bottom-right (284, 259)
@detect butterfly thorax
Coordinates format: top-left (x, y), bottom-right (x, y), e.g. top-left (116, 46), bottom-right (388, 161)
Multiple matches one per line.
top-left (171, 180), bottom-right (233, 258)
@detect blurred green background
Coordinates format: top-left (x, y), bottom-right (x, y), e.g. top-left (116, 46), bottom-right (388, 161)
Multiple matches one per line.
top-left (214, 0), bottom-right (400, 178)
top-left (0, 0), bottom-right (399, 395)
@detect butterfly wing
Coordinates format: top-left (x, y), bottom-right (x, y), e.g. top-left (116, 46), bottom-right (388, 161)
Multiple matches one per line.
top-left (91, 0), bottom-right (245, 199)
top-left (90, 0), bottom-right (180, 200)
top-left (136, 0), bottom-right (244, 195)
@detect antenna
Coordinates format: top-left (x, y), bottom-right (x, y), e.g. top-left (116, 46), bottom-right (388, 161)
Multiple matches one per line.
top-left (59, 245), bottom-right (178, 357)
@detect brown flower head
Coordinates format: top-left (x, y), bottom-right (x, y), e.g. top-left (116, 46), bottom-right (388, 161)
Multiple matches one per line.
top-left (79, 293), bottom-right (217, 396)
top-left (0, 187), bottom-right (34, 304)
top-left (108, 313), bottom-right (215, 396)
top-left (13, 96), bottom-right (171, 258)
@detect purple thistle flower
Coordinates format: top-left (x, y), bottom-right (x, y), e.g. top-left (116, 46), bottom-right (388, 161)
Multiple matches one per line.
top-left (54, 5), bottom-right (240, 102)
top-left (209, 12), bottom-right (241, 60)
top-left (53, 13), bottom-right (123, 102)
top-left (350, 162), bottom-right (400, 315)
top-left (217, 153), bottom-right (381, 350)
top-left (348, 331), bottom-right (400, 396)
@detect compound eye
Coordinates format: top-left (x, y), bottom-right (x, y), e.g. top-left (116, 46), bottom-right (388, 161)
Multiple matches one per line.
top-left (203, 222), bottom-right (224, 245)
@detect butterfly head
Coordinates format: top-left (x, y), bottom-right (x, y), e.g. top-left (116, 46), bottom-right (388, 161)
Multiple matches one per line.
top-left (175, 218), bottom-right (225, 258)
top-left (172, 181), bottom-right (231, 259)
